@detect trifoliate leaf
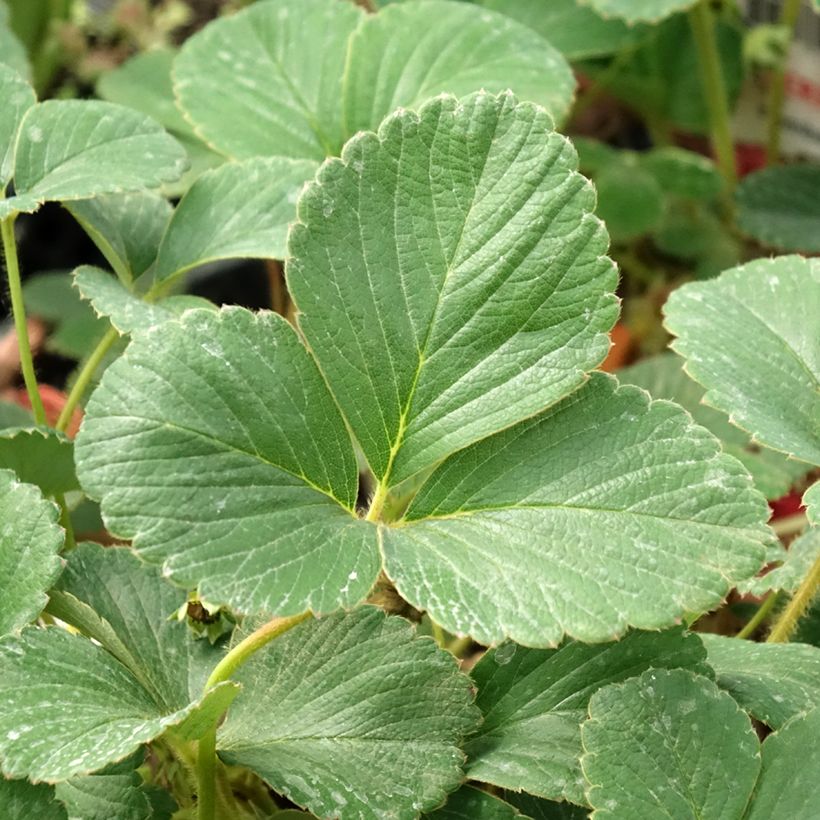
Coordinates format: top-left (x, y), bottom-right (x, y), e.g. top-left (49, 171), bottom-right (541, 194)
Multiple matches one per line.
top-left (465, 628), bottom-right (708, 805)
top-left (736, 164), bottom-right (820, 252)
top-left (343, 1), bottom-right (575, 136)
top-left (700, 634), bottom-right (820, 729)
top-left (218, 607), bottom-right (480, 820)
top-left (0, 470), bottom-right (63, 636)
top-left (425, 785), bottom-right (524, 819)
top-left (474, 0), bottom-right (646, 60)
top-left (0, 543), bottom-right (237, 782)
top-left (0, 427), bottom-right (78, 495)
top-left (66, 192), bottom-right (172, 283)
top-left (74, 266), bottom-right (215, 335)
top-left (618, 353), bottom-right (808, 500)
top-left (745, 709), bottom-right (820, 820)
top-left (504, 792), bottom-right (588, 820)
top-left (742, 527), bottom-right (819, 595)
top-left (0, 63), bottom-right (35, 188)
top-left (152, 157), bottom-right (318, 282)
top-left (664, 256), bottom-right (820, 464)
top-left (0, 779), bottom-right (67, 820)
top-left (1, 100), bottom-right (188, 217)
top-left (75, 308), bottom-right (379, 615)
top-left (382, 373), bottom-right (771, 646)
top-left (582, 0), bottom-right (696, 24)
top-left (289, 92), bottom-right (617, 486)
top-left (640, 147), bottom-right (722, 200)
top-left (581, 669), bottom-right (760, 819)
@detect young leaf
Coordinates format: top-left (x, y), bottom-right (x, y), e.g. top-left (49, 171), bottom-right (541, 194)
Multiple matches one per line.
top-left (664, 256), bottom-right (820, 464)
top-left (381, 373), bottom-right (771, 645)
top-left (66, 192), bottom-right (173, 283)
top-left (342, 1), bottom-right (575, 136)
top-left (424, 785), bottom-right (524, 819)
top-left (74, 308), bottom-right (379, 615)
top-left (0, 469), bottom-right (64, 637)
top-left (465, 628), bottom-right (708, 805)
top-left (74, 266), bottom-right (216, 335)
top-left (700, 634), bottom-right (820, 729)
top-left (582, 0), bottom-right (696, 24)
top-left (0, 63), bottom-right (35, 188)
top-left (741, 528), bottom-right (820, 596)
top-left (217, 607), bottom-right (480, 820)
top-left (0, 427), bottom-right (78, 496)
top-left (152, 157), bottom-right (318, 282)
top-left (0, 779), bottom-right (67, 820)
top-left (581, 669), bottom-right (760, 819)
top-left (744, 709), bottom-right (820, 820)
top-left (289, 91), bottom-right (617, 486)
top-left (618, 353), bottom-right (809, 500)
top-left (736, 165), bottom-right (820, 252)
top-left (0, 543), bottom-right (237, 782)
top-left (1, 100), bottom-right (188, 217)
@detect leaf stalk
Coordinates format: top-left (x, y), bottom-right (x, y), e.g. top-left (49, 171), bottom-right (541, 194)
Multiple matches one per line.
top-left (767, 552), bottom-right (820, 643)
top-left (765, 0), bottom-right (802, 164)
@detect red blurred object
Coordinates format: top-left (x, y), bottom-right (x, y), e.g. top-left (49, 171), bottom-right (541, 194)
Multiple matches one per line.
top-left (6, 385), bottom-right (83, 438)
top-left (601, 323), bottom-right (632, 372)
top-left (769, 490), bottom-right (805, 521)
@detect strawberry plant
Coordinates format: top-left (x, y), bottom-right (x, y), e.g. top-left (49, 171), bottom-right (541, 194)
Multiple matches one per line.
top-left (1, 1), bottom-right (820, 819)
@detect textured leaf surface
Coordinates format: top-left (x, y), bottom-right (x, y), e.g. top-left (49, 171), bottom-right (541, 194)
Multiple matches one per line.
top-left (745, 709), bottom-right (820, 820)
top-left (74, 266), bottom-right (215, 335)
top-left (465, 628), bottom-right (707, 805)
top-left (153, 157), bottom-right (317, 281)
top-left (0, 470), bottom-right (63, 636)
top-left (618, 353), bottom-right (808, 500)
top-left (3, 100), bottom-right (187, 215)
top-left (343, 1), bottom-right (575, 135)
top-left (66, 192), bottom-right (172, 282)
top-left (581, 669), bottom-right (759, 819)
top-left (736, 165), bottom-right (820, 252)
top-left (75, 308), bottom-right (379, 615)
top-left (0, 64), bottom-right (35, 188)
top-left (0, 779), bottom-right (67, 820)
top-left (665, 256), bottom-right (820, 464)
top-left (0, 428), bottom-right (77, 495)
top-left (289, 92), bottom-right (617, 485)
top-left (742, 527), bottom-right (820, 595)
top-left (382, 373), bottom-right (770, 646)
top-left (218, 608), bottom-right (480, 820)
top-left (504, 792), bottom-right (588, 820)
top-left (425, 785), bottom-right (524, 819)
top-left (701, 634), bottom-right (820, 728)
top-left (583, 0), bottom-right (697, 23)
top-left (806, 481), bottom-right (820, 524)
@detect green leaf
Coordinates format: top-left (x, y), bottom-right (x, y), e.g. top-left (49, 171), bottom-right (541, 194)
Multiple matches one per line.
top-left (474, 0), bottom-right (647, 60)
top-left (74, 266), bottom-right (216, 335)
top-left (742, 527), bottom-right (820, 595)
top-left (0, 400), bottom-right (33, 428)
top-left (0, 469), bottom-right (63, 636)
top-left (75, 308), bottom-right (379, 615)
top-left (1, 100), bottom-right (188, 217)
top-left (664, 255), bottom-right (820, 465)
top-left (465, 628), bottom-right (708, 805)
top-left (745, 709), bottom-right (820, 820)
top-left (0, 63), bottom-right (35, 188)
top-left (504, 792), bottom-right (588, 820)
top-left (152, 157), bottom-right (318, 282)
top-left (0, 779), bottom-right (67, 820)
top-left (0, 543), bottom-right (237, 782)
top-left (218, 607), bottom-right (480, 820)
top-left (289, 91), bottom-right (617, 486)
top-left (736, 164), bottom-right (820, 252)
top-left (381, 373), bottom-right (771, 646)
top-left (66, 192), bottom-right (172, 283)
top-left (700, 634), bottom-right (820, 729)
top-left (806, 481), bottom-right (820, 524)
top-left (581, 669), bottom-right (760, 819)
top-left (640, 147), bottom-right (722, 200)
top-left (0, 427), bottom-right (78, 495)
top-left (425, 785), bottom-right (525, 819)
top-left (618, 353), bottom-right (809, 500)
top-left (594, 160), bottom-right (663, 242)
top-left (0, 6), bottom-right (30, 81)
top-left (582, 0), bottom-right (696, 23)
top-left (343, 1), bottom-right (575, 136)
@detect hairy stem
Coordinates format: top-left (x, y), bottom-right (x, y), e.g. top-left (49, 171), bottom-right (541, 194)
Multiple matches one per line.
top-left (56, 326), bottom-right (119, 432)
top-left (736, 592), bottom-right (780, 639)
top-left (767, 553), bottom-right (820, 643)
top-left (688, 0), bottom-right (737, 189)
top-left (197, 611), bottom-right (312, 820)
top-left (766, 0), bottom-right (802, 164)
top-left (1, 216), bottom-right (46, 424)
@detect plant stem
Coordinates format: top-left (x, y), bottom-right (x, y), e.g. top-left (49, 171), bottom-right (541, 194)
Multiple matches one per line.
top-left (767, 553), bottom-right (820, 643)
top-left (366, 481), bottom-right (389, 522)
top-left (765, 0), bottom-right (802, 164)
top-left (736, 592), bottom-right (779, 639)
top-left (688, 0), bottom-right (738, 190)
top-left (56, 326), bottom-right (119, 432)
top-left (197, 611), bottom-right (312, 820)
top-left (1, 216), bottom-right (46, 425)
